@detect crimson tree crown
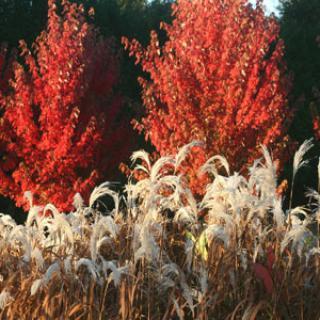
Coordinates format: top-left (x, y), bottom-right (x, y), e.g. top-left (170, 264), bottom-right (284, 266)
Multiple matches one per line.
top-left (123, 0), bottom-right (294, 194)
top-left (0, 0), bottom-right (132, 211)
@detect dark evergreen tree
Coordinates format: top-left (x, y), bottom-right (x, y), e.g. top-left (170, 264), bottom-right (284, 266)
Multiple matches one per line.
top-left (280, 0), bottom-right (320, 207)
top-left (0, 0), bottom-right (47, 47)
top-left (280, 0), bottom-right (320, 142)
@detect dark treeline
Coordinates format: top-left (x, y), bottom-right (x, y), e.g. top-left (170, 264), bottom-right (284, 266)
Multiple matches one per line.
top-left (0, 0), bottom-right (173, 98)
top-left (279, 0), bottom-right (320, 208)
top-left (280, 0), bottom-right (320, 142)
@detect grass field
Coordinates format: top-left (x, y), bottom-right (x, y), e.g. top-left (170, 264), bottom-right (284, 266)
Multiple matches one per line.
top-left (0, 141), bottom-right (319, 319)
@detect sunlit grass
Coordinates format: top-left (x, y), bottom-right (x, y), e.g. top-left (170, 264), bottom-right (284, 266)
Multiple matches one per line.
top-left (0, 141), bottom-right (319, 319)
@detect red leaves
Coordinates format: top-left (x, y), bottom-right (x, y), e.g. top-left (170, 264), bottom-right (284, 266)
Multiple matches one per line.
top-left (0, 0), bottom-right (133, 211)
top-left (253, 263), bottom-right (274, 295)
top-left (253, 246), bottom-right (276, 295)
top-left (124, 0), bottom-right (294, 195)
top-left (310, 102), bottom-right (320, 140)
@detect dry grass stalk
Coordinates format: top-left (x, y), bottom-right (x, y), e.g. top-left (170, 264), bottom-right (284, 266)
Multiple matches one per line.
top-left (0, 142), bottom-right (319, 319)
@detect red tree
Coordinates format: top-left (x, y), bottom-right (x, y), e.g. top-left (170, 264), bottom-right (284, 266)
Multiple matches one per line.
top-left (0, 44), bottom-right (15, 94)
top-left (0, 0), bottom-right (133, 211)
top-left (123, 0), bottom-right (294, 194)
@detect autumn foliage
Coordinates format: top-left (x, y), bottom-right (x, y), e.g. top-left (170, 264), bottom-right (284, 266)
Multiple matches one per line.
top-left (0, 45), bottom-right (14, 94)
top-left (123, 0), bottom-right (294, 194)
top-left (0, 0), bottom-right (132, 211)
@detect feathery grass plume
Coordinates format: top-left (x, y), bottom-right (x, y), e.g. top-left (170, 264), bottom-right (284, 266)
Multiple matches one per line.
top-left (281, 208), bottom-right (315, 257)
top-left (134, 224), bottom-right (160, 264)
top-left (290, 139), bottom-right (313, 208)
top-left (128, 161), bottom-right (177, 223)
top-left (306, 187), bottom-right (320, 245)
top-left (281, 225), bottom-right (310, 257)
top-left (76, 258), bottom-right (98, 282)
top-left (260, 145), bottom-right (277, 190)
top-left (24, 191), bottom-right (33, 208)
top-left (7, 224), bottom-right (24, 240)
top-left (173, 206), bottom-right (196, 224)
top-left (108, 265), bottom-right (128, 287)
top-left (156, 175), bottom-right (180, 200)
top-left (0, 215), bottom-right (16, 250)
top-left (184, 238), bottom-right (194, 272)
top-left (101, 260), bottom-right (128, 287)
top-left (200, 154), bottom-right (230, 178)
top-left (200, 172), bottom-right (246, 232)
top-left (205, 224), bottom-right (229, 248)
top-left (0, 214), bottom-right (16, 229)
top-left (9, 227), bottom-right (32, 262)
top-left (293, 139), bottom-right (313, 178)
top-left (43, 203), bottom-right (60, 216)
top-left (43, 204), bottom-right (74, 250)
top-left (89, 182), bottom-right (119, 214)
top-left (273, 198), bottom-right (285, 229)
top-left (306, 188), bottom-right (320, 205)
top-left (95, 217), bottom-right (118, 241)
top-left (202, 173), bottom-right (245, 207)
top-left (182, 183), bottom-right (198, 213)
top-left (63, 256), bottom-right (73, 274)
top-left (156, 175), bottom-right (197, 216)
top-left (260, 144), bottom-right (276, 175)
top-left (130, 149), bottom-right (152, 172)
top-left (200, 200), bottom-right (234, 229)
top-left (43, 261), bottom-right (61, 284)
top-left (96, 236), bottom-right (112, 252)
top-left (199, 267), bottom-right (208, 297)
top-left (31, 261), bottom-right (61, 296)
top-left (0, 289), bottom-right (13, 310)
top-left (158, 263), bottom-right (180, 291)
top-left (150, 156), bottom-right (175, 182)
top-left (307, 190), bottom-right (320, 251)
top-left (90, 216), bottom-right (118, 261)
top-left (26, 205), bottom-right (43, 227)
top-left (247, 145), bottom-right (277, 203)
top-left (30, 279), bottom-right (43, 296)
top-left (31, 247), bottom-right (45, 270)
top-left (73, 192), bottom-right (84, 210)
top-left (287, 206), bottom-right (311, 227)
top-left (175, 140), bottom-right (204, 172)
top-left (125, 179), bottom-right (149, 209)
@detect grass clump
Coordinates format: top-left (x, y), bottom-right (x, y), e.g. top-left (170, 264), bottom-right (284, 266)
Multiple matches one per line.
top-left (0, 141), bottom-right (320, 319)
